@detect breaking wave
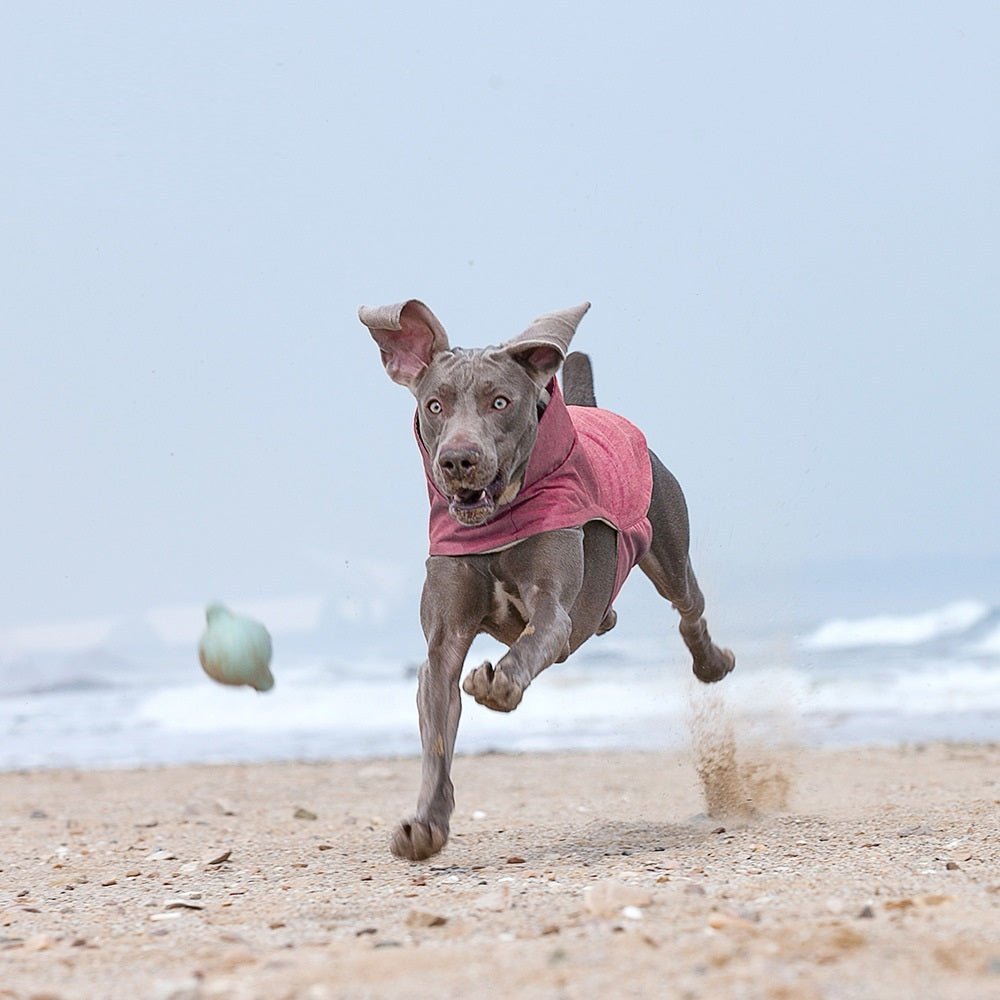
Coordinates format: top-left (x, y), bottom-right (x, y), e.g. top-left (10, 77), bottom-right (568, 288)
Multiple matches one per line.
top-left (801, 600), bottom-right (996, 652)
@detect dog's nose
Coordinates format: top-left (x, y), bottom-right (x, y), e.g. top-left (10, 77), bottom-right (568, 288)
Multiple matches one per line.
top-left (438, 444), bottom-right (483, 479)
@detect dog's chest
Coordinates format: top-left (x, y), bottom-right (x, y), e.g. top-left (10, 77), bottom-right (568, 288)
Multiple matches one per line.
top-left (490, 580), bottom-right (528, 625)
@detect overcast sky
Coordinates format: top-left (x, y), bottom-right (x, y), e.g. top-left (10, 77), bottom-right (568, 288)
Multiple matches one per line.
top-left (2, 2), bottom-right (997, 633)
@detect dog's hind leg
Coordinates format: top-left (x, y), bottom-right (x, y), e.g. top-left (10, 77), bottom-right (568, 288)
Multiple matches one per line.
top-left (640, 451), bottom-right (735, 682)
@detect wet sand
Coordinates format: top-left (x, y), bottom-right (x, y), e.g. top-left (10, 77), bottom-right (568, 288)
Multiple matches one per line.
top-left (0, 741), bottom-right (997, 999)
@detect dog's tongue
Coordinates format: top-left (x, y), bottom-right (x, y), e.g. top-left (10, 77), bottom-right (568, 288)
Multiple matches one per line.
top-left (447, 474), bottom-right (505, 521)
top-left (451, 489), bottom-right (490, 513)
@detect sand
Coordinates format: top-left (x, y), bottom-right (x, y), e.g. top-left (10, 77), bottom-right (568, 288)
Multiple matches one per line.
top-left (0, 740), bottom-right (997, 999)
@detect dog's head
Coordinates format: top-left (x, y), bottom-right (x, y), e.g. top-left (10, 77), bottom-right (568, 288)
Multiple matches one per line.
top-left (359, 300), bottom-right (590, 527)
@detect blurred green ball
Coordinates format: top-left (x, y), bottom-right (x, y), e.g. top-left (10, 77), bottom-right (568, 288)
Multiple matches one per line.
top-left (198, 603), bottom-right (274, 692)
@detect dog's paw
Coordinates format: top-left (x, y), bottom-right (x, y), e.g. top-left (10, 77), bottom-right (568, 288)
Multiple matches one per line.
top-left (693, 646), bottom-right (736, 683)
top-left (462, 660), bottom-right (524, 712)
top-left (390, 817), bottom-right (449, 861)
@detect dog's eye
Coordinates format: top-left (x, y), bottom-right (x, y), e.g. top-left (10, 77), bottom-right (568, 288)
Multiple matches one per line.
top-left (427, 399), bottom-right (442, 415)
top-left (492, 396), bottom-right (510, 411)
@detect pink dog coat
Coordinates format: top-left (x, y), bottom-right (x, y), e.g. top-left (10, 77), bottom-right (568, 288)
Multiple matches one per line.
top-left (418, 380), bottom-right (653, 607)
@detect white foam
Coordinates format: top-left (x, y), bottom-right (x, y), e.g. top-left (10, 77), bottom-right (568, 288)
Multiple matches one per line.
top-left (801, 600), bottom-right (989, 650)
top-left (804, 662), bottom-right (1000, 715)
top-left (5, 642), bottom-right (999, 770)
top-left (135, 677), bottom-right (414, 734)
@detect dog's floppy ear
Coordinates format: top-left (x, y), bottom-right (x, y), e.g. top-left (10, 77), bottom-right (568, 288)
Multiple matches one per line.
top-left (358, 299), bottom-right (450, 390)
top-left (501, 302), bottom-right (591, 387)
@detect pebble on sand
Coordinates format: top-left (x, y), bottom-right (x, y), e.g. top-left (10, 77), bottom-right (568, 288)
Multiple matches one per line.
top-left (406, 910), bottom-right (448, 928)
top-left (146, 850), bottom-right (178, 862)
top-left (163, 897), bottom-right (206, 910)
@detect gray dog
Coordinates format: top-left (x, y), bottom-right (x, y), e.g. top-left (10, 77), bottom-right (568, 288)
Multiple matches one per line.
top-left (359, 299), bottom-right (734, 861)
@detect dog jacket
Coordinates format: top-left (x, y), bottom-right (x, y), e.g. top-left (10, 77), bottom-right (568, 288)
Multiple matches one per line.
top-left (418, 379), bottom-right (654, 606)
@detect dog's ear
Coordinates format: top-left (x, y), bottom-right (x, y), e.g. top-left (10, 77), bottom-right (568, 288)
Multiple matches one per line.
top-left (501, 302), bottom-right (591, 387)
top-left (358, 300), bottom-right (450, 390)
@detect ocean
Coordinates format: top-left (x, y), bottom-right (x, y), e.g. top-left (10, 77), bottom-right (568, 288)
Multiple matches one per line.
top-left (1, 555), bottom-right (997, 770)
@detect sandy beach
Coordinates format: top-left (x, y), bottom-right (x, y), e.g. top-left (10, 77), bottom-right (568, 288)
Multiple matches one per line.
top-left (1, 739), bottom-right (997, 999)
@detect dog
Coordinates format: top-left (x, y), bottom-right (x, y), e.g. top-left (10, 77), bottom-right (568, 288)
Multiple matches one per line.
top-left (358, 299), bottom-right (734, 860)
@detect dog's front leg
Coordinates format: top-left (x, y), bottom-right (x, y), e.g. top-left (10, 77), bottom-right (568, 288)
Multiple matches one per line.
top-left (463, 529), bottom-right (585, 713)
top-left (390, 558), bottom-right (487, 862)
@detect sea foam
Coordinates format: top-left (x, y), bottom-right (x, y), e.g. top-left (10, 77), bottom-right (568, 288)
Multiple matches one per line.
top-left (801, 600), bottom-right (990, 650)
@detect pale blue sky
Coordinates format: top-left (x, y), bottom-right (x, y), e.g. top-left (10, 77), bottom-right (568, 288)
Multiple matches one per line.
top-left (2, 2), bottom-right (997, 632)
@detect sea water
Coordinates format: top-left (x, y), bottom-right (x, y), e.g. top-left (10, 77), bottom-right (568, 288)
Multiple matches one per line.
top-left (1, 555), bottom-right (997, 769)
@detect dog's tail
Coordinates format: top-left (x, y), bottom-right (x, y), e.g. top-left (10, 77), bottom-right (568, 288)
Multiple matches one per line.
top-left (562, 351), bottom-right (597, 407)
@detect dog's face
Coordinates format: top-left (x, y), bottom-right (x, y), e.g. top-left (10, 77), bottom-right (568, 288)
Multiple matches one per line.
top-left (413, 347), bottom-right (544, 525)
top-left (359, 300), bottom-right (590, 527)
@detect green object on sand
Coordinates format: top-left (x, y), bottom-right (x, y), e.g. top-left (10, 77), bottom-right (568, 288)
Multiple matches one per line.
top-left (198, 603), bottom-right (274, 692)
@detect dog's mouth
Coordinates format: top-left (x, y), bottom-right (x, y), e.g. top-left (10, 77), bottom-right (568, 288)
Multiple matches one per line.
top-left (448, 473), bottom-right (506, 526)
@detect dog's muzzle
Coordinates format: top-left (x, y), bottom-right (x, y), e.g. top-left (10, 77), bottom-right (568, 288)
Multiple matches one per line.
top-left (447, 472), bottom-right (506, 526)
